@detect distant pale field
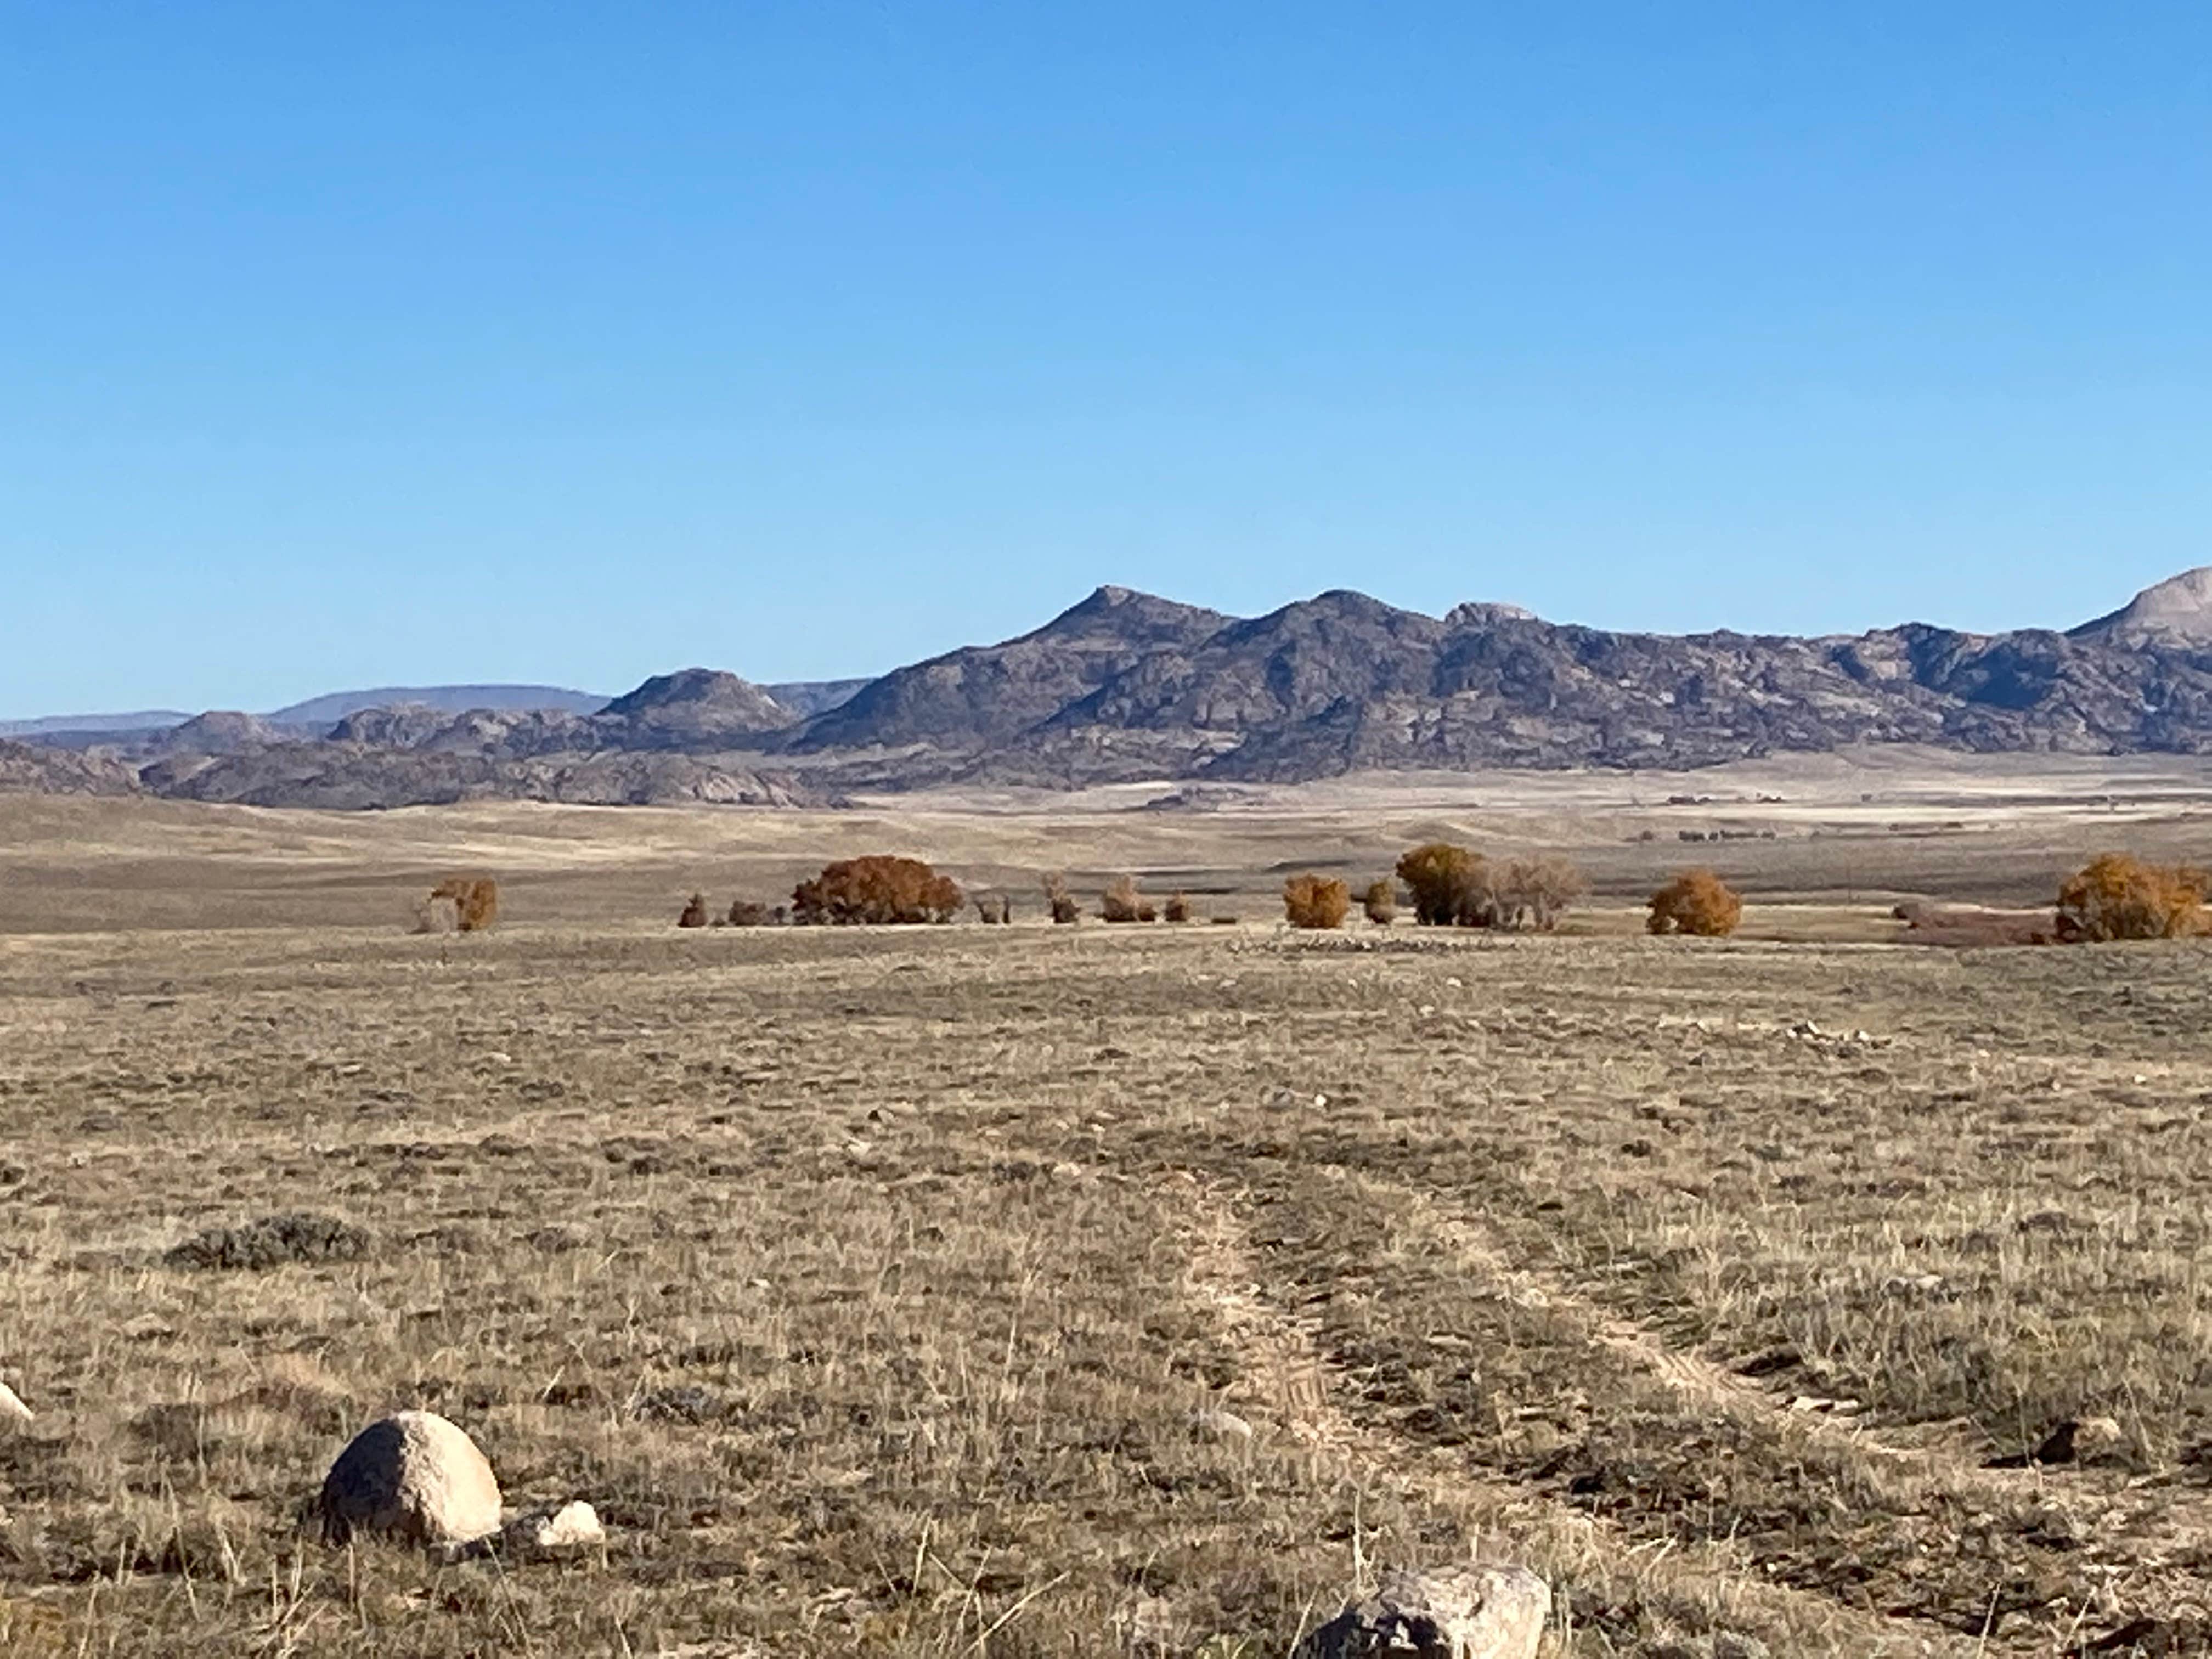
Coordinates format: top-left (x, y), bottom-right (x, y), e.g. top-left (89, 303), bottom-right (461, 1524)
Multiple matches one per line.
top-left (1, 757), bottom-right (2210, 1655)
top-left (4, 746), bottom-right (2209, 934)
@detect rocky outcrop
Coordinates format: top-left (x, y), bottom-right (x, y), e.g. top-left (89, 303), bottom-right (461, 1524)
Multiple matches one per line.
top-left (150, 746), bottom-right (822, 809)
top-left (597, 669), bottom-right (791, 747)
top-left (2072, 566), bottom-right (2212, 644)
top-left (0, 740), bottom-right (142, 796)
top-left (791, 585), bottom-right (1231, 752)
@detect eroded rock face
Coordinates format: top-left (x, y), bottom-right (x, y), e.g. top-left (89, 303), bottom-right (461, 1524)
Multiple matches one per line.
top-left (315, 1410), bottom-right (503, 1547)
top-left (1294, 1564), bottom-right (1551, 1659)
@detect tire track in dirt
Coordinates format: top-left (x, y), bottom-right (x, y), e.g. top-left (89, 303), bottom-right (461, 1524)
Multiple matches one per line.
top-left (1161, 1167), bottom-right (1975, 1658)
top-left (1362, 1172), bottom-right (2212, 1651)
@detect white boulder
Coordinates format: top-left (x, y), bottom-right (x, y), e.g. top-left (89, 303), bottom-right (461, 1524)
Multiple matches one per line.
top-left (1295, 1563), bottom-right (1551, 1659)
top-left (315, 1409), bottom-right (503, 1547)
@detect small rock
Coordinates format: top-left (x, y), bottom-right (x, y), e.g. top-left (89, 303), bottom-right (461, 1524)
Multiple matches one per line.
top-left (2034, 1415), bottom-right (2125, 1466)
top-left (506, 1499), bottom-right (605, 1557)
top-left (1295, 1562), bottom-right (1550, 1659)
top-left (0, 1381), bottom-right (31, 1427)
top-left (315, 1409), bottom-right (503, 1547)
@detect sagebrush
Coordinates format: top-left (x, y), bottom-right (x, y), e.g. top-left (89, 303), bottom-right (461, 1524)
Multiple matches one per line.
top-left (1647, 869), bottom-right (1742, 936)
top-left (792, 856), bottom-right (962, 924)
top-left (2055, 853), bottom-right (2205, 942)
top-left (1282, 873), bottom-right (1351, 929)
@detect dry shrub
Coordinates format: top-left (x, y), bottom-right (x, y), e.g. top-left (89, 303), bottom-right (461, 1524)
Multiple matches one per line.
top-left (166, 1214), bottom-right (371, 1272)
top-left (726, 900), bottom-right (770, 927)
top-left (1043, 873), bottom-right (1080, 925)
top-left (974, 895), bottom-right (1011, 924)
top-left (1163, 892), bottom-right (1193, 923)
top-left (1361, 878), bottom-right (1396, 926)
top-left (1101, 874), bottom-right (1152, 923)
top-left (2055, 853), bottom-right (2207, 942)
top-left (1283, 873), bottom-right (1351, 929)
top-left (1498, 855), bottom-right (1588, 932)
top-left (677, 894), bottom-right (709, 928)
top-left (1395, 843), bottom-right (1484, 926)
top-left (792, 855), bottom-right (962, 926)
top-left (1647, 869), bottom-right (1743, 937)
top-left (428, 877), bottom-right (498, 932)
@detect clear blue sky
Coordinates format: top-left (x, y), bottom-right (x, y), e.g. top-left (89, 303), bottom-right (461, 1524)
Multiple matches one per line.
top-left (3, 4), bottom-right (2208, 714)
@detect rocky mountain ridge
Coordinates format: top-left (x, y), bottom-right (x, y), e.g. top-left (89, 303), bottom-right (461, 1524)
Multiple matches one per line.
top-left (10, 569), bottom-right (2212, 807)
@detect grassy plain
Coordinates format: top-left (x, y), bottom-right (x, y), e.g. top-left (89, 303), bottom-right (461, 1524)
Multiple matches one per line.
top-left (2, 754), bottom-right (2211, 1656)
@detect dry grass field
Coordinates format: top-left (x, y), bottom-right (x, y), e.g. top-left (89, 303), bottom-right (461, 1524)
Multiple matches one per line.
top-left (3, 760), bottom-right (2211, 1656)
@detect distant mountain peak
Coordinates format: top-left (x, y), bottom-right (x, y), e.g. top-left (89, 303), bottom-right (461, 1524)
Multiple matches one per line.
top-left (598, 668), bottom-right (790, 743)
top-left (602, 668), bottom-right (776, 714)
top-left (1035, 585), bottom-right (1227, 642)
top-left (2073, 566), bottom-right (2212, 643)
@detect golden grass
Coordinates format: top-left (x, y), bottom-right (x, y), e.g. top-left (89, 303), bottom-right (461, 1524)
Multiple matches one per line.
top-left (1, 905), bottom-right (2209, 1654)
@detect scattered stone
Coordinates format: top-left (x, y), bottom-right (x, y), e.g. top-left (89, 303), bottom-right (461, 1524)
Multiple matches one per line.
top-left (1295, 1562), bottom-right (1550, 1659)
top-left (504, 1499), bottom-right (605, 1558)
top-left (0, 1381), bottom-right (31, 1427)
top-left (2036, 1415), bottom-right (2125, 1466)
top-left (167, 1212), bottom-right (371, 1272)
top-left (1986, 1413), bottom-right (2126, 1470)
top-left (1191, 1406), bottom-right (1254, 1441)
top-left (315, 1409), bottom-right (503, 1547)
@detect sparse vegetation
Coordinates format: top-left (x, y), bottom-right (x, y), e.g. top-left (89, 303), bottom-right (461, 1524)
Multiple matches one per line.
top-left (1395, 842), bottom-right (1481, 926)
top-left (2054, 852), bottom-right (2207, 941)
top-left (1391, 844), bottom-right (1584, 930)
top-left (1101, 873), bottom-right (1155, 923)
top-left (1646, 868), bottom-right (1743, 936)
top-left (1043, 872), bottom-right (1080, 924)
top-left (19, 787), bottom-right (2212, 1656)
top-left (676, 893), bottom-right (708, 928)
top-left (164, 1213), bottom-right (372, 1272)
top-left (427, 876), bottom-right (498, 932)
top-left (726, 899), bottom-right (770, 927)
top-left (974, 894), bottom-right (1011, 924)
top-left (791, 855), bottom-right (962, 924)
top-left (1361, 877), bottom-right (1396, 926)
top-left (1282, 872), bottom-right (1351, 929)
top-left (1497, 855), bottom-right (1588, 932)
top-left (1164, 891), bottom-right (1194, 923)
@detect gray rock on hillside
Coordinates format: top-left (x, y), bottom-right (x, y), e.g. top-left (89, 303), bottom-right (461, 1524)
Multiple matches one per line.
top-left (1295, 1563), bottom-right (1551, 1659)
top-left (315, 1410), bottom-right (503, 1547)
